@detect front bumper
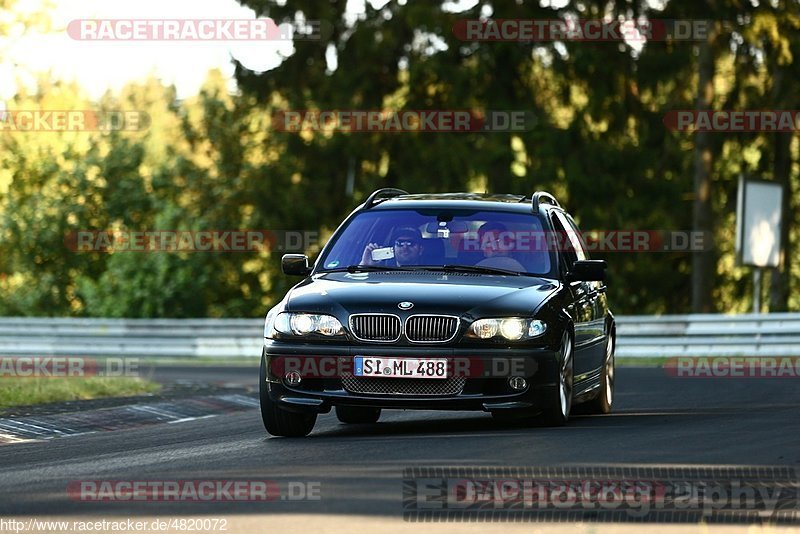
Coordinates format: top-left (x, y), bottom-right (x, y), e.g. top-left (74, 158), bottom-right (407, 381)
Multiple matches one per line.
top-left (262, 341), bottom-right (560, 414)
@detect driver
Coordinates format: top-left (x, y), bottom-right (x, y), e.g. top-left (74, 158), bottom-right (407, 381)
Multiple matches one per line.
top-left (361, 227), bottom-right (425, 267)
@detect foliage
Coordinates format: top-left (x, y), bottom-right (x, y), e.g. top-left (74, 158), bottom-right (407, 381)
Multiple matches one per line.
top-left (0, 0), bottom-right (798, 317)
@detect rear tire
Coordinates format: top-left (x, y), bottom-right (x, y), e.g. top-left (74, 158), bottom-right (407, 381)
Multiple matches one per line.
top-left (335, 406), bottom-right (381, 424)
top-left (539, 332), bottom-right (574, 427)
top-left (582, 334), bottom-right (615, 415)
top-left (259, 356), bottom-right (316, 437)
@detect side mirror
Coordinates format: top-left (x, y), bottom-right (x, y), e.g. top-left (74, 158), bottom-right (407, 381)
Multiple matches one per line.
top-left (281, 254), bottom-right (311, 276)
top-left (568, 260), bottom-right (606, 282)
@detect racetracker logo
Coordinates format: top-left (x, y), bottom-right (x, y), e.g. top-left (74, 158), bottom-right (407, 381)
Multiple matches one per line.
top-left (67, 19), bottom-right (329, 41)
top-left (453, 230), bottom-right (711, 253)
top-left (664, 110), bottom-right (800, 132)
top-left (0, 110), bottom-right (149, 132)
top-left (453, 19), bottom-right (709, 42)
top-left (665, 357), bottom-right (800, 378)
top-left (0, 357), bottom-right (138, 378)
top-left (268, 356), bottom-right (537, 379)
top-left (271, 110), bottom-right (536, 133)
top-left (67, 480), bottom-right (321, 501)
top-left (403, 466), bottom-right (799, 522)
top-left (65, 230), bottom-right (318, 253)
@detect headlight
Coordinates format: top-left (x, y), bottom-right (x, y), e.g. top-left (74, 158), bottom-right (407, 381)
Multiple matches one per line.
top-left (272, 312), bottom-right (345, 337)
top-left (467, 318), bottom-right (547, 341)
top-left (264, 305), bottom-right (282, 339)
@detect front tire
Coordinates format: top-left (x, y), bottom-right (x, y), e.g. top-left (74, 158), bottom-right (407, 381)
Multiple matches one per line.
top-left (582, 334), bottom-right (615, 415)
top-left (335, 406), bottom-right (381, 424)
top-left (539, 332), bottom-right (574, 427)
top-left (259, 356), bottom-right (316, 437)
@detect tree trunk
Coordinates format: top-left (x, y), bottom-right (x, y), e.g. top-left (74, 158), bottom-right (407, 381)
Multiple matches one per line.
top-left (767, 57), bottom-right (793, 312)
top-left (691, 31), bottom-right (716, 313)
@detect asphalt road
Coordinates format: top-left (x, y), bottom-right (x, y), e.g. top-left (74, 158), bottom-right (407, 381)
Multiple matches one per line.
top-left (0, 368), bottom-right (798, 526)
top-left (139, 365), bottom-right (258, 388)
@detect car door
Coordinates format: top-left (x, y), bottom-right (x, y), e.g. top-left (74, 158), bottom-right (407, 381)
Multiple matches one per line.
top-left (549, 211), bottom-right (594, 379)
top-left (561, 212), bottom-right (607, 375)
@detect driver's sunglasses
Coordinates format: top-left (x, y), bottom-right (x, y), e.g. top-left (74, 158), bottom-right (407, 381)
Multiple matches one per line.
top-left (394, 239), bottom-right (419, 248)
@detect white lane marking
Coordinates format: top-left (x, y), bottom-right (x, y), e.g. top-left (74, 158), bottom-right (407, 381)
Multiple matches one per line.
top-left (167, 414), bottom-right (218, 424)
top-left (127, 405), bottom-right (183, 419)
top-left (216, 394), bottom-right (259, 407)
top-left (0, 419), bottom-right (53, 436)
top-left (0, 432), bottom-right (40, 444)
top-left (26, 417), bottom-right (81, 434)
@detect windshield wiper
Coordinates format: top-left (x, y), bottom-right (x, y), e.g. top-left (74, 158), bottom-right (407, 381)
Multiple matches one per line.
top-left (323, 265), bottom-right (417, 273)
top-left (430, 264), bottom-right (523, 276)
top-left (322, 264), bottom-right (528, 276)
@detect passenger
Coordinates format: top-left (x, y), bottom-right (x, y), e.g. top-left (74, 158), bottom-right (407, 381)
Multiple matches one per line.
top-left (475, 222), bottom-right (526, 271)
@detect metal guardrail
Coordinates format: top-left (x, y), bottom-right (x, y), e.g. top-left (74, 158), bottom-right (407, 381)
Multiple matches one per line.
top-left (0, 318), bottom-right (264, 358)
top-left (615, 313), bottom-right (800, 358)
top-left (0, 314), bottom-right (797, 359)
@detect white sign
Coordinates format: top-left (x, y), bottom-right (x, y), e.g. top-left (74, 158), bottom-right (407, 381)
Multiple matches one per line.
top-left (736, 177), bottom-right (783, 268)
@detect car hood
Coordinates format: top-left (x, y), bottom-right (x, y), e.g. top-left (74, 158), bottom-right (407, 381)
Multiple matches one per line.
top-left (284, 271), bottom-right (559, 319)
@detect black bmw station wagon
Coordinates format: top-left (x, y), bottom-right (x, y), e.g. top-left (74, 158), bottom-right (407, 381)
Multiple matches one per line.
top-left (260, 190), bottom-right (615, 436)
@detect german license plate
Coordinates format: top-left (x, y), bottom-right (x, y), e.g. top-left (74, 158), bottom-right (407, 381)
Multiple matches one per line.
top-left (354, 357), bottom-right (447, 379)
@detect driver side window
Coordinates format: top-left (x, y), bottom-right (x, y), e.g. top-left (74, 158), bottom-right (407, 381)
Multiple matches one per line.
top-left (560, 213), bottom-right (588, 262)
top-left (551, 211), bottom-right (586, 273)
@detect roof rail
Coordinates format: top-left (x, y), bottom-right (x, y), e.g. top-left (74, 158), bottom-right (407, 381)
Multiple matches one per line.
top-left (531, 191), bottom-right (561, 212)
top-left (363, 188), bottom-right (409, 209)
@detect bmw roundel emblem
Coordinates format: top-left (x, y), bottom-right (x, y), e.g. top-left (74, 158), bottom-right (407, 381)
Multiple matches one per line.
top-left (398, 301), bottom-right (414, 310)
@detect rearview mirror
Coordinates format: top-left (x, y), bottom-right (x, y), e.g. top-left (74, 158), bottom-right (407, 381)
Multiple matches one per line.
top-left (424, 221), bottom-right (469, 234)
top-left (282, 254), bottom-right (311, 276)
top-left (568, 260), bottom-right (606, 282)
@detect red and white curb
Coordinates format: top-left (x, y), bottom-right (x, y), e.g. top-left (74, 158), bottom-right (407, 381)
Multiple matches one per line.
top-left (0, 393), bottom-right (258, 445)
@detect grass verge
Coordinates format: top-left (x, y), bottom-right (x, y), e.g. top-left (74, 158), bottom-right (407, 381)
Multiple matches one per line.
top-left (616, 357), bottom-right (669, 367)
top-left (0, 377), bottom-right (161, 410)
top-left (136, 357), bottom-right (258, 367)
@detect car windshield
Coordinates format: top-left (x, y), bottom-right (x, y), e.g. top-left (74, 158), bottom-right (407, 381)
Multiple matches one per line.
top-left (317, 208), bottom-right (554, 276)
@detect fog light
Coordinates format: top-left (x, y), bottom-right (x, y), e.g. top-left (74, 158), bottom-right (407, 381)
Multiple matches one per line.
top-left (285, 371), bottom-right (302, 386)
top-left (508, 376), bottom-right (527, 391)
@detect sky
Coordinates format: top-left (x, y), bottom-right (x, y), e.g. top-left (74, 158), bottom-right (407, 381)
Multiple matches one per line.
top-left (0, 0), bottom-right (585, 102)
top-left (0, 0), bottom-right (303, 100)
top-left (0, 0), bottom-right (424, 100)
